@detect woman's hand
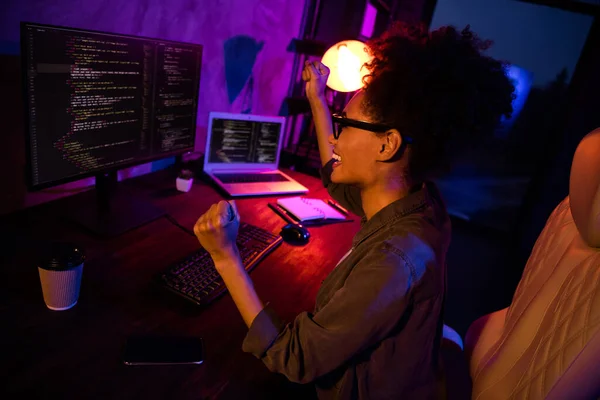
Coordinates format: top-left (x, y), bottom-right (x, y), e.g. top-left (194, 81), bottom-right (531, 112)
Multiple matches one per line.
top-left (194, 200), bottom-right (240, 262)
top-left (194, 201), bottom-right (263, 328)
top-left (302, 60), bottom-right (330, 102)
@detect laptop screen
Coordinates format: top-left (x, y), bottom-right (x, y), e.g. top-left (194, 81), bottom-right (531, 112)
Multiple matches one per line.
top-left (208, 117), bottom-right (282, 164)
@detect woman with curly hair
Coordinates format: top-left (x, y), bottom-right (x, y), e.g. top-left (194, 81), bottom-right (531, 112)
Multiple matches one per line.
top-left (194, 23), bottom-right (515, 399)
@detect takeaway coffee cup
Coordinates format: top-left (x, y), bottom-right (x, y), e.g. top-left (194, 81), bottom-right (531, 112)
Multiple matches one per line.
top-left (38, 243), bottom-right (85, 311)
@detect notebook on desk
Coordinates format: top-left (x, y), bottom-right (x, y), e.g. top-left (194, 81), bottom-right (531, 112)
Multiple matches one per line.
top-left (277, 197), bottom-right (346, 222)
top-left (203, 112), bottom-right (309, 197)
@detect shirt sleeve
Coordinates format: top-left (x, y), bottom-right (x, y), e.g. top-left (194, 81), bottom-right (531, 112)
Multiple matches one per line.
top-left (319, 159), bottom-right (364, 217)
top-left (242, 242), bottom-right (414, 384)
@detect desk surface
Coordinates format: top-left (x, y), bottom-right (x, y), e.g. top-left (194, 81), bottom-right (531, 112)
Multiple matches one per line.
top-left (0, 169), bottom-right (361, 399)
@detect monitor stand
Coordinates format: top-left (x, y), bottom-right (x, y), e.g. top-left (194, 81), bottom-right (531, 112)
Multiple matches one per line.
top-left (66, 172), bottom-right (165, 237)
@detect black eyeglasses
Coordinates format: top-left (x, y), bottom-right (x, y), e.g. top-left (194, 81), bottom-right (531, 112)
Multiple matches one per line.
top-left (331, 113), bottom-right (413, 144)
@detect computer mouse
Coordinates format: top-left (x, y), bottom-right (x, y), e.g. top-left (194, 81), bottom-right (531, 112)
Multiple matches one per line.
top-left (280, 223), bottom-right (310, 246)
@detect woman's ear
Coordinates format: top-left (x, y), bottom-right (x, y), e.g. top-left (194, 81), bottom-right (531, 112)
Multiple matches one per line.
top-left (376, 129), bottom-right (403, 162)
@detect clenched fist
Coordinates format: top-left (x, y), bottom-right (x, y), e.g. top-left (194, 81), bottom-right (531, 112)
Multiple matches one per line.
top-left (302, 60), bottom-right (330, 102)
top-left (194, 200), bottom-right (240, 262)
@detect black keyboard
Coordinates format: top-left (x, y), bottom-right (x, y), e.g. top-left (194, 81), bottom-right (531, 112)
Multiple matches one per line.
top-left (158, 222), bottom-right (282, 306)
top-left (214, 173), bottom-right (290, 183)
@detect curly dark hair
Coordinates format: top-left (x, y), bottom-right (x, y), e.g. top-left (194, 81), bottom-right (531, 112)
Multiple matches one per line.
top-left (362, 23), bottom-right (515, 183)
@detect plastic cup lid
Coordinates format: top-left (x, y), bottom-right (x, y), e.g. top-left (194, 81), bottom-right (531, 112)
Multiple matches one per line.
top-left (39, 242), bottom-right (85, 271)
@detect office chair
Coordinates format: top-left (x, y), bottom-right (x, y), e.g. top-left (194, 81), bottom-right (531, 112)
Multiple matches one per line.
top-left (464, 128), bottom-right (600, 399)
top-left (442, 324), bottom-right (472, 399)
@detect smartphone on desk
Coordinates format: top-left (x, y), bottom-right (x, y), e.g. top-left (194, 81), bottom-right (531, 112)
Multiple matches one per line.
top-left (122, 335), bottom-right (204, 366)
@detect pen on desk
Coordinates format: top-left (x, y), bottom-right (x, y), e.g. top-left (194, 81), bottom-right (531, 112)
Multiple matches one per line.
top-left (327, 199), bottom-right (349, 215)
top-left (303, 218), bottom-right (354, 227)
top-left (268, 202), bottom-right (297, 224)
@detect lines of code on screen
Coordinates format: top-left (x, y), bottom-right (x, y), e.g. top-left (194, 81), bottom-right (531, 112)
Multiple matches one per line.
top-left (208, 119), bottom-right (281, 164)
top-left (23, 24), bottom-right (202, 187)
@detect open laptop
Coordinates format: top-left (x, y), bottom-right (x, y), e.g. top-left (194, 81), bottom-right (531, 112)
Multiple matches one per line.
top-left (203, 112), bottom-right (309, 197)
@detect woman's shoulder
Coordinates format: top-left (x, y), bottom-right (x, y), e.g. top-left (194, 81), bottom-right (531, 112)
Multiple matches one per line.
top-left (389, 205), bottom-right (449, 248)
top-left (385, 227), bottom-right (437, 265)
top-left (377, 227), bottom-right (446, 297)
top-left (381, 214), bottom-right (449, 272)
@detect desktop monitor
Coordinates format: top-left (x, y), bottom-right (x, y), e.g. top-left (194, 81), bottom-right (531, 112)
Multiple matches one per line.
top-left (21, 22), bottom-right (203, 236)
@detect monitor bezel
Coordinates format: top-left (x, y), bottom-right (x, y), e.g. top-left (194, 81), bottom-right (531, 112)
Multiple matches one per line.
top-left (20, 21), bottom-right (203, 191)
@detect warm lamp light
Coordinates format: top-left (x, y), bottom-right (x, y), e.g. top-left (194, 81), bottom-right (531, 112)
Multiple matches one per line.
top-left (321, 40), bottom-right (372, 92)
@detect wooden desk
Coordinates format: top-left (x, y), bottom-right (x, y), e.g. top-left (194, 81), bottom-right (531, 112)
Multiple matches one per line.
top-left (0, 169), bottom-right (361, 399)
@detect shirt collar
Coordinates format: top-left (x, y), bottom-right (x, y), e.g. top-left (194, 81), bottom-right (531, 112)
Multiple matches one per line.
top-left (352, 183), bottom-right (431, 248)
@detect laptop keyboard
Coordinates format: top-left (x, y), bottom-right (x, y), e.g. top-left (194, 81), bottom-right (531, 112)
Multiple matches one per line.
top-left (214, 173), bottom-right (290, 184)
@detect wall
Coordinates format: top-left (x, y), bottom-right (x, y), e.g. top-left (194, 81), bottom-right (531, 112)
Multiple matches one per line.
top-left (426, 0), bottom-right (594, 232)
top-left (513, 16), bottom-right (600, 265)
top-left (0, 0), bottom-right (304, 215)
top-left (430, 0), bottom-right (593, 87)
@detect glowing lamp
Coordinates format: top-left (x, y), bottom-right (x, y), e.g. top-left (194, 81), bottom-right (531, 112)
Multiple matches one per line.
top-left (321, 40), bottom-right (372, 93)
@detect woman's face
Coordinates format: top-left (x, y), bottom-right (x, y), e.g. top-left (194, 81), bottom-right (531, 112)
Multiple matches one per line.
top-left (329, 91), bottom-right (383, 187)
